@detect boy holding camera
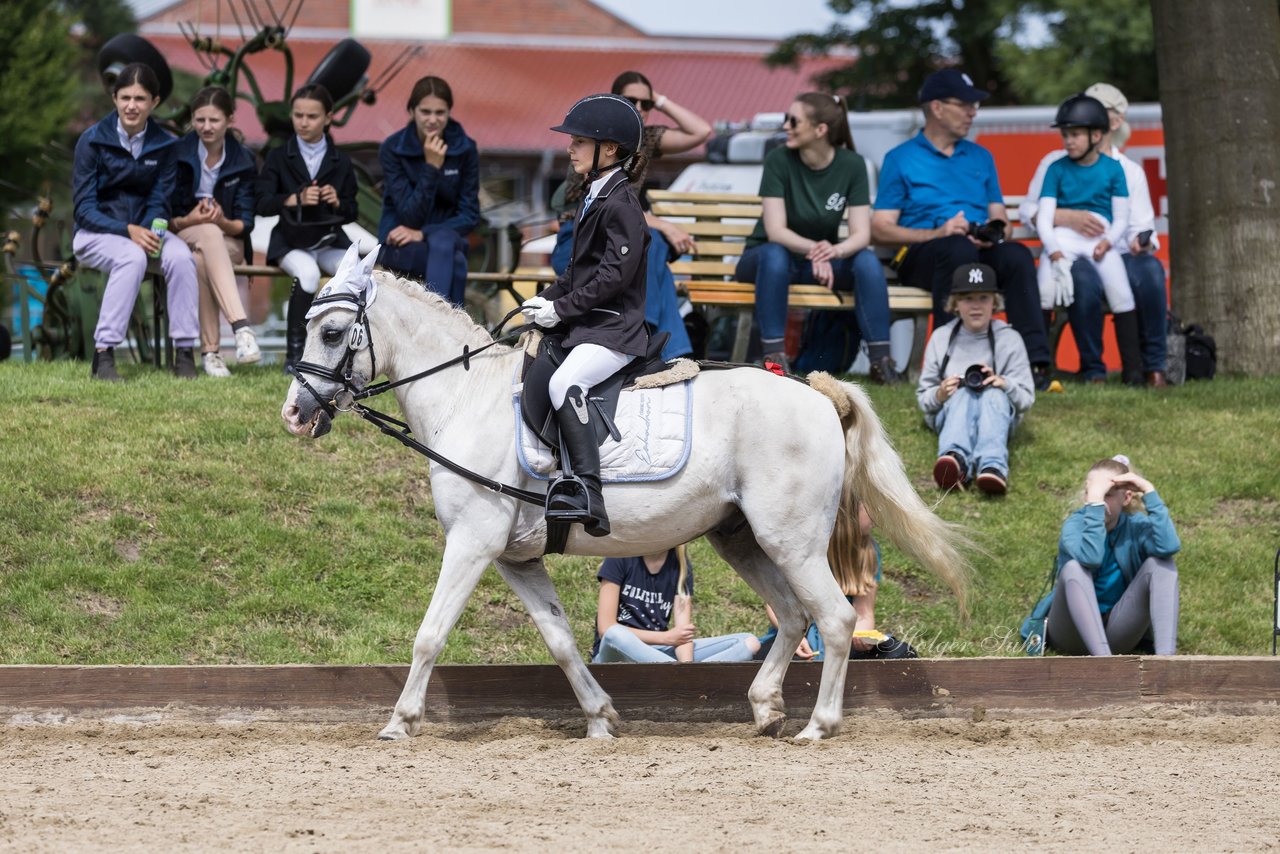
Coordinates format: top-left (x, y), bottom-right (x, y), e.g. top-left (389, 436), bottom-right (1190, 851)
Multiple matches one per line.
top-left (916, 263), bottom-right (1035, 495)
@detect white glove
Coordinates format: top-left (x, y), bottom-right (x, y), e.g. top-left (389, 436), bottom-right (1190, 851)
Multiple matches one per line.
top-left (1052, 257), bottom-right (1075, 307)
top-left (521, 295), bottom-right (561, 328)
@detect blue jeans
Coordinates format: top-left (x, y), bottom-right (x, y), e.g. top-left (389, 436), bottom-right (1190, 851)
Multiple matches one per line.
top-left (1068, 254), bottom-right (1168, 379)
top-left (379, 228), bottom-right (469, 306)
top-left (592, 624), bottom-right (758, 663)
top-left (934, 387), bottom-right (1016, 479)
top-left (552, 220), bottom-right (693, 361)
top-left (734, 242), bottom-right (891, 346)
top-left (1123, 253), bottom-right (1169, 373)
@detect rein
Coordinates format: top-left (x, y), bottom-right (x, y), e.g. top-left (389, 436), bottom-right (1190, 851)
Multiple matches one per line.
top-left (291, 295), bottom-right (548, 507)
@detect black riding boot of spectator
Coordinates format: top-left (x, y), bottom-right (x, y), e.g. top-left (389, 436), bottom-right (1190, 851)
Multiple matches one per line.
top-left (546, 385), bottom-right (610, 537)
top-left (1114, 310), bottom-right (1144, 386)
top-left (284, 283), bottom-right (314, 374)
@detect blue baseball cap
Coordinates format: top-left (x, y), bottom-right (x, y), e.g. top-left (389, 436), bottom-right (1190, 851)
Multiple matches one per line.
top-left (918, 68), bottom-right (990, 104)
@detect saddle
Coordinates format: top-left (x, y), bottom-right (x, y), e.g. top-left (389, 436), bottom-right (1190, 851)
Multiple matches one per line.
top-left (519, 331), bottom-right (671, 450)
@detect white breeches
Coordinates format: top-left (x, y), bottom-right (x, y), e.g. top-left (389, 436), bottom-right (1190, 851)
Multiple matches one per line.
top-left (549, 342), bottom-right (634, 409)
top-left (279, 246), bottom-right (348, 295)
top-left (1037, 225), bottom-right (1135, 313)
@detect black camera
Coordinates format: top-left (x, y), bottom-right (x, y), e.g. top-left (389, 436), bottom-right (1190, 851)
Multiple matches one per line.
top-left (963, 364), bottom-right (989, 391)
top-left (966, 219), bottom-right (1007, 244)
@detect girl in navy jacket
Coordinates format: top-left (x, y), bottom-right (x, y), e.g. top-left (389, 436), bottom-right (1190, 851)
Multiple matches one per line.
top-left (377, 75), bottom-right (480, 306)
top-left (520, 94), bottom-right (651, 538)
top-left (255, 84), bottom-right (358, 371)
top-left (170, 86), bottom-right (260, 376)
top-left (72, 63), bottom-right (199, 380)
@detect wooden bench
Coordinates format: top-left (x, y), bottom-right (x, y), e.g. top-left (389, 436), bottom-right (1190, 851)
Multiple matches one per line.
top-left (647, 189), bottom-right (934, 369)
top-left (648, 190), bottom-right (1069, 371)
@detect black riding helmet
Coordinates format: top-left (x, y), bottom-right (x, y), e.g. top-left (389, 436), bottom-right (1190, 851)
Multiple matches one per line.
top-left (1052, 94), bottom-right (1110, 162)
top-left (1052, 94), bottom-right (1110, 131)
top-left (551, 94), bottom-right (644, 180)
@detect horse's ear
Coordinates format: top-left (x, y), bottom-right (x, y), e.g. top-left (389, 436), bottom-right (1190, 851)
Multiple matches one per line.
top-left (332, 243), bottom-right (362, 283)
top-left (359, 244), bottom-right (382, 280)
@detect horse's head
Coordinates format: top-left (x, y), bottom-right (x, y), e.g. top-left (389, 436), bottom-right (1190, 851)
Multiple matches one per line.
top-left (281, 244), bottom-right (381, 439)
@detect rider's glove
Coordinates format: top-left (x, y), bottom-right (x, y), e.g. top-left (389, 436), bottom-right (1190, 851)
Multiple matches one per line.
top-left (1052, 257), bottom-right (1075, 308)
top-left (521, 296), bottom-right (561, 328)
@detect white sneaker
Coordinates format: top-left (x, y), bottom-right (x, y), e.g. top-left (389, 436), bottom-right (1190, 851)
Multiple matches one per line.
top-left (235, 327), bottom-right (261, 364)
top-left (202, 352), bottom-right (231, 378)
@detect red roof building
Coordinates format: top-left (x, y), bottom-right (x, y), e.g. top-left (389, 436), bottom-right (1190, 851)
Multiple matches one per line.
top-left (139, 0), bottom-right (847, 217)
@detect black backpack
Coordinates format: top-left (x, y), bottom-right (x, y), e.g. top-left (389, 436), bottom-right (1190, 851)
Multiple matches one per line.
top-left (1184, 323), bottom-right (1217, 380)
top-left (795, 311), bottom-right (860, 374)
top-left (1167, 311), bottom-right (1217, 382)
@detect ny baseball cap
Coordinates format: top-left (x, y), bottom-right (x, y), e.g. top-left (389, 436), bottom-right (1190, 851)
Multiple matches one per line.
top-left (918, 68), bottom-right (991, 104)
top-left (950, 262), bottom-right (999, 294)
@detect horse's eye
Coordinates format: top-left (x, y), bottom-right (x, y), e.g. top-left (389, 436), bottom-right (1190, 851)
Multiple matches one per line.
top-left (322, 327), bottom-right (345, 346)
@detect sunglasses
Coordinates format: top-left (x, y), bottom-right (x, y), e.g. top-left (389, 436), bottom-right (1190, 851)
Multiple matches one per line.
top-left (784, 113), bottom-right (802, 129)
top-left (625, 96), bottom-right (655, 111)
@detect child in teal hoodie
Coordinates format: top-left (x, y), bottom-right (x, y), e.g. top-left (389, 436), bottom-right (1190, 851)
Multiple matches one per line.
top-left (1040, 455), bottom-right (1180, 655)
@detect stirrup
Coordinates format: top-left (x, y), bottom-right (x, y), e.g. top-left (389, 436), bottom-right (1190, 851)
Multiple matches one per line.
top-left (544, 475), bottom-right (610, 536)
top-left (545, 474), bottom-right (591, 520)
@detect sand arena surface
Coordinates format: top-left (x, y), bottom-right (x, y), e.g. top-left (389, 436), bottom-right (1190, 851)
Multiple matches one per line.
top-left (2, 708), bottom-right (1279, 852)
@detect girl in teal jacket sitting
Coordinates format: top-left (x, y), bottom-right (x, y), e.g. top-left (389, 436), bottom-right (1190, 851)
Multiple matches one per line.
top-left (1046, 455), bottom-right (1180, 655)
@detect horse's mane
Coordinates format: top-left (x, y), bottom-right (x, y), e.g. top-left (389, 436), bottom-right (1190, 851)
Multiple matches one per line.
top-left (374, 270), bottom-right (511, 350)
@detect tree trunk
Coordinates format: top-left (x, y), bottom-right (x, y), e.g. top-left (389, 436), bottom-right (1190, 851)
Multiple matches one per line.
top-left (1151, 0), bottom-right (1280, 375)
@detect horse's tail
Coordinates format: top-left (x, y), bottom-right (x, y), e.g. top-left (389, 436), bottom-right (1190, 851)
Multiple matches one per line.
top-left (809, 372), bottom-right (971, 618)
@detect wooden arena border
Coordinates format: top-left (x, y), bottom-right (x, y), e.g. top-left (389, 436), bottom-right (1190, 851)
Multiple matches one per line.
top-left (3, 658), bottom-right (1278, 723)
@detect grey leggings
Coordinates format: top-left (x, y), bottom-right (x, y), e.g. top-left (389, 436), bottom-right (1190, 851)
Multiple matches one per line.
top-left (1046, 557), bottom-right (1179, 655)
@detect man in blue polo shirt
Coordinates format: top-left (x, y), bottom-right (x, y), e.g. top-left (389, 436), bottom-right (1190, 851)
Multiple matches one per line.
top-left (872, 68), bottom-right (1053, 389)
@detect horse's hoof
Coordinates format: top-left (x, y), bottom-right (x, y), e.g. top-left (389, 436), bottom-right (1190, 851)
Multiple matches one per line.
top-left (757, 715), bottom-right (787, 739)
top-left (793, 722), bottom-right (844, 742)
top-left (377, 722), bottom-right (412, 741)
top-left (793, 723), bottom-right (829, 742)
top-left (586, 712), bottom-right (620, 739)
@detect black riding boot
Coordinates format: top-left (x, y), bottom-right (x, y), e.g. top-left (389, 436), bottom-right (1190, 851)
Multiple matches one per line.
top-left (284, 282), bottom-right (314, 374)
top-left (546, 385), bottom-right (610, 537)
top-left (1113, 310), bottom-right (1144, 386)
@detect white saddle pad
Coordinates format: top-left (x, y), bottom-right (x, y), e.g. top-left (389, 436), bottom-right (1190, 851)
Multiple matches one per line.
top-left (512, 368), bottom-right (693, 483)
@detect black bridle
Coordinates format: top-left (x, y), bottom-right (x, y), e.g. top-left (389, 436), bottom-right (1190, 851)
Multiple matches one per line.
top-left (290, 291), bottom-right (548, 507)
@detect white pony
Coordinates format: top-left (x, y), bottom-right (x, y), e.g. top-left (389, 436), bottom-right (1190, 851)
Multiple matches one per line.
top-left (281, 245), bottom-right (968, 741)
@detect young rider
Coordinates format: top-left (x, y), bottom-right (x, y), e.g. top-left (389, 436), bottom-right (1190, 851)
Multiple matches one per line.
top-left (522, 94), bottom-right (650, 537)
top-left (1034, 94), bottom-right (1132, 319)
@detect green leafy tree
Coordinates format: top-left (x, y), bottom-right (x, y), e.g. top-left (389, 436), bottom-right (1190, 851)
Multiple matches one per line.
top-left (0, 0), bottom-right (80, 206)
top-left (997, 0), bottom-right (1159, 104)
top-left (768, 0), bottom-right (1019, 108)
top-left (767, 0), bottom-right (1160, 107)
top-left (0, 0), bottom-right (138, 209)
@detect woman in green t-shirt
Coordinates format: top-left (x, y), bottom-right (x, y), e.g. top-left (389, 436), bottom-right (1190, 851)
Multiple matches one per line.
top-left (734, 93), bottom-right (900, 382)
